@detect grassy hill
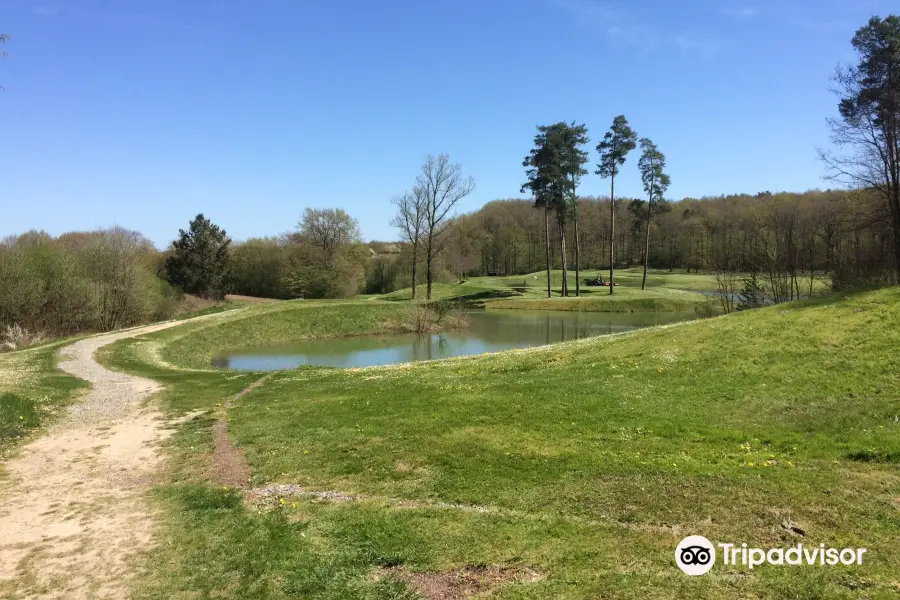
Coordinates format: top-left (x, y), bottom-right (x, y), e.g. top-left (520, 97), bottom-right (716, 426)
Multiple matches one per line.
top-left (378, 268), bottom-right (719, 312)
top-left (96, 286), bottom-right (900, 599)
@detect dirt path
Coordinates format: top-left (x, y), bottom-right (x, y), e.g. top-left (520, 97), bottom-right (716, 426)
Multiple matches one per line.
top-left (0, 320), bottom-right (202, 600)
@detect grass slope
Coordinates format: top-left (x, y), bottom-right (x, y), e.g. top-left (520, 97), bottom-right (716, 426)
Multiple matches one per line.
top-left (152, 300), bottom-right (416, 370)
top-left (99, 287), bottom-right (900, 599)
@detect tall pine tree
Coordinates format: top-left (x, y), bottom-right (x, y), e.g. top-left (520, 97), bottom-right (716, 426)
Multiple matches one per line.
top-left (637, 138), bottom-right (671, 290)
top-left (596, 116), bottom-right (638, 295)
top-left (165, 214), bottom-right (231, 300)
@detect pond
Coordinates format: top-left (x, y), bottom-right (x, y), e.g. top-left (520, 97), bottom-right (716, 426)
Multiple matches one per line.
top-left (213, 310), bottom-right (697, 371)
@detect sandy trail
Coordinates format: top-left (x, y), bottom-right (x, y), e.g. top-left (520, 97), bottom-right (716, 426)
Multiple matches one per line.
top-left (0, 320), bottom-right (200, 600)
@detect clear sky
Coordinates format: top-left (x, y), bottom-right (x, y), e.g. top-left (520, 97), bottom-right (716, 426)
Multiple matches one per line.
top-left (1, 0), bottom-right (894, 247)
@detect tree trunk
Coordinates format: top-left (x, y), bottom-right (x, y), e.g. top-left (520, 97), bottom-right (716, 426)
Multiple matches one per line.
top-left (642, 194), bottom-right (652, 290)
top-left (411, 242), bottom-right (418, 300)
top-left (609, 175), bottom-right (616, 295)
top-left (558, 219), bottom-right (568, 297)
top-left (893, 212), bottom-right (900, 284)
top-left (574, 217), bottom-right (581, 297)
top-left (544, 206), bottom-right (551, 298)
top-left (425, 237), bottom-right (433, 301)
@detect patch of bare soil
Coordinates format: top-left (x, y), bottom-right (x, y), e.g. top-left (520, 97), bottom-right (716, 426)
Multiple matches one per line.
top-left (206, 373), bottom-right (272, 489)
top-left (375, 565), bottom-right (542, 600)
top-left (0, 320), bottom-right (207, 600)
top-left (208, 418), bottom-right (252, 489)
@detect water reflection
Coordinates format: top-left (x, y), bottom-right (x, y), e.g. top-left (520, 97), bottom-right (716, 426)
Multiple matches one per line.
top-left (216, 310), bottom-right (695, 371)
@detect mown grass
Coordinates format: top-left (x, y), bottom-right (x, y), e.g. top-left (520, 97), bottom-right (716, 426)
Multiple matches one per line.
top-left (477, 267), bottom-right (725, 292)
top-left (98, 287), bottom-right (900, 599)
top-left (379, 269), bottom-right (715, 312)
top-left (380, 270), bottom-right (830, 313)
top-left (484, 287), bottom-right (708, 313)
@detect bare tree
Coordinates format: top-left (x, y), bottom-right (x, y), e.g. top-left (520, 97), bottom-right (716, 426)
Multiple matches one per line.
top-left (390, 190), bottom-right (426, 299)
top-left (417, 155), bottom-right (475, 300)
top-left (819, 16), bottom-right (900, 281)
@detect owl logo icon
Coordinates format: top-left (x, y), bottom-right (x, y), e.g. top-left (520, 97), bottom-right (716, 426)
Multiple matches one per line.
top-left (675, 536), bottom-right (716, 575)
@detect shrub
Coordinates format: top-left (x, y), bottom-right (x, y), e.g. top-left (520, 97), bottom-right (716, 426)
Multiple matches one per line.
top-left (0, 228), bottom-right (194, 338)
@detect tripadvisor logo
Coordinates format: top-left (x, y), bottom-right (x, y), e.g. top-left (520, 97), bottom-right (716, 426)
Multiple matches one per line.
top-left (675, 536), bottom-right (867, 576)
top-left (676, 536), bottom-right (716, 575)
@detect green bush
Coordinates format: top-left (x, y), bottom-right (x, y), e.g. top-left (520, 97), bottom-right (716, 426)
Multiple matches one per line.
top-left (0, 228), bottom-right (188, 340)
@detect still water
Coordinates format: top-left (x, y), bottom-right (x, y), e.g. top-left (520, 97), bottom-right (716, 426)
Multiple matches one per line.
top-left (213, 310), bottom-right (695, 371)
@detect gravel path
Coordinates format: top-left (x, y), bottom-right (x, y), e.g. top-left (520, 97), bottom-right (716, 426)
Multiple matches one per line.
top-left (0, 320), bottom-right (204, 600)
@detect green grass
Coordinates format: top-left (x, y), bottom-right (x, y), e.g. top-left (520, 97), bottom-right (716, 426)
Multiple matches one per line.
top-left (0, 339), bottom-right (90, 457)
top-left (378, 269), bottom-right (716, 313)
top-left (97, 287), bottom-right (900, 599)
top-left (140, 300), bottom-right (417, 370)
top-left (482, 267), bottom-right (725, 292)
top-left (484, 286), bottom-right (709, 313)
top-left (380, 270), bottom-right (831, 312)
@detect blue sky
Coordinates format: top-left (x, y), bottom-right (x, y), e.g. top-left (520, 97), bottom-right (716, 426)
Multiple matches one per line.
top-left (1, 0), bottom-right (894, 247)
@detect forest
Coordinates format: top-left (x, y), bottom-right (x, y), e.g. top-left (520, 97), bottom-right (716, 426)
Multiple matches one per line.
top-left (439, 188), bottom-right (894, 296)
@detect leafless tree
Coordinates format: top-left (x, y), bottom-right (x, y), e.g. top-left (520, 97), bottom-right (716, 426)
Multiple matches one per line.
top-left (417, 155), bottom-right (475, 300)
top-left (818, 16), bottom-right (900, 281)
top-left (390, 190), bottom-right (426, 299)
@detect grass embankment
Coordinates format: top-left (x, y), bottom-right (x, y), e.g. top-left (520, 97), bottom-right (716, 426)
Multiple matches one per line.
top-left (148, 300), bottom-right (422, 370)
top-left (380, 268), bottom-right (716, 313)
top-left (99, 288), bottom-right (900, 599)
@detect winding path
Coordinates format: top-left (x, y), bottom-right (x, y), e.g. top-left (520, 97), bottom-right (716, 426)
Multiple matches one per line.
top-left (0, 320), bottom-right (198, 600)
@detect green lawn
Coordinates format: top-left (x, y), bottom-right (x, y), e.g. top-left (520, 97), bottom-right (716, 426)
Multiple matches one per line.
top-left (482, 267), bottom-right (725, 292)
top-left (98, 287), bottom-right (900, 599)
top-left (378, 269), bottom-right (721, 313)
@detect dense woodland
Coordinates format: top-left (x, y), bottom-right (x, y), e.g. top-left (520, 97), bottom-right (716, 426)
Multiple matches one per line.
top-left (209, 185), bottom-right (900, 302)
top-left (439, 189), bottom-right (895, 294)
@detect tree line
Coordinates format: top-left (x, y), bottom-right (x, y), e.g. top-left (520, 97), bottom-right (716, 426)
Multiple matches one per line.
top-left (0, 228), bottom-right (186, 347)
top-left (437, 189), bottom-right (893, 294)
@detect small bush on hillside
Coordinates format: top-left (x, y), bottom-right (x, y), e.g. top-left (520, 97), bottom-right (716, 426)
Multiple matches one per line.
top-left (695, 299), bottom-right (719, 319)
top-left (382, 301), bottom-right (469, 334)
top-left (738, 272), bottom-right (766, 310)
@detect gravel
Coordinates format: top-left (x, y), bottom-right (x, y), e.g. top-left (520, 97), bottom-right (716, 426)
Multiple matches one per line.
top-left (56, 321), bottom-right (192, 424)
